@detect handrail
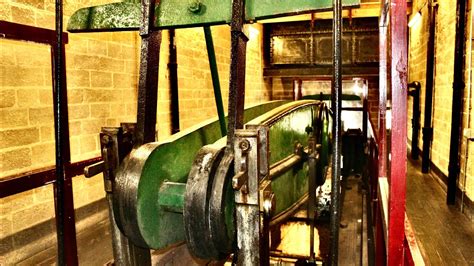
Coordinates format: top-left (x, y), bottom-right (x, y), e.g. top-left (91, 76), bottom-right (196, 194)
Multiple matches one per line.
top-left (0, 157), bottom-right (101, 198)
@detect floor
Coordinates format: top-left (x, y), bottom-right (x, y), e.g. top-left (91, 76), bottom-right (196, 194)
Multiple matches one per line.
top-left (22, 158), bottom-right (474, 265)
top-left (338, 174), bottom-right (365, 266)
top-left (406, 159), bottom-right (474, 265)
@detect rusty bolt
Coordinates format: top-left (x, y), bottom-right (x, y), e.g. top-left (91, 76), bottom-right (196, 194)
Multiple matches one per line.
top-left (239, 139), bottom-right (250, 152)
top-left (294, 142), bottom-right (303, 155)
top-left (101, 135), bottom-right (111, 145)
top-left (188, 0), bottom-right (202, 13)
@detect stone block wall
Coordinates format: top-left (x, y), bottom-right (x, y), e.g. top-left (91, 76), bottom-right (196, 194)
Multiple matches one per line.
top-left (0, 0), bottom-right (270, 264)
top-left (407, 0), bottom-right (473, 202)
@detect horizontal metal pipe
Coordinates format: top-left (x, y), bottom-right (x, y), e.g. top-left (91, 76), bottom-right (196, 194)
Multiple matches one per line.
top-left (269, 153), bottom-right (304, 180)
top-left (0, 157), bottom-right (101, 198)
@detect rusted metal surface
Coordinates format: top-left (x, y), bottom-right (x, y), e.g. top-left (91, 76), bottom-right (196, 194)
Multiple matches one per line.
top-left (0, 20), bottom-right (68, 44)
top-left (226, 0), bottom-right (247, 148)
top-left (184, 145), bottom-right (226, 259)
top-left (135, 34), bottom-right (161, 145)
top-left (53, 0), bottom-right (78, 263)
top-left (388, 0), bottom-right (408, 263)
top-left (234, 129), bottom-right (267, 265)
top-left (329, 0), bottom-right (343, 263)
top-left (100, 126), bottom-right (151, 266)
top-left (447, 0), bottom-right (468, 205)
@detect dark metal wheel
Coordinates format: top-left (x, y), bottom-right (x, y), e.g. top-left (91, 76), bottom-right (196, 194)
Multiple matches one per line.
top-left (184, 144), bottom-right (225, 259)
top-left (209, 149), bottom-right (236, 256)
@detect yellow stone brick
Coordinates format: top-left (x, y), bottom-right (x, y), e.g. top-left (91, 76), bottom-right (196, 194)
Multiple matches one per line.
top-left (15, 44), bottom-right (50, 68)
top-left (68, 104), bottom-right (90, 120)
top-left (0, 108), bottom-right (28, 128)
top-left (67, 69), bottom-right (90, 88)
top-left (80, 135), bottom-right (97, 154)
top-left (72, 54), bottom-right (124, 72)
top-left (31, 142), bottom-right (55, 167)
top-left (11, 201), bottom-right (55, 231)
top-left (38, 89), bottom-right (53, 105)
top-left (0, 89), bottom-right (16, 108)
top-left (91, 71), bottom-right (113, 88)
top-left (68, 89), bottom-right (84, 104)
top-left (69, 121), bottom-right (82, 137)
top-left (0, 66), bottom-right (45, 87)
top-left (39, 126), bottom-right (53, 141)
top-left (28, 107), bottom-right (53, 125)
top-left (35, 11), bottom-right (54, 30)
top-left (81, 119), bottom-right (104, 135)
top-left (107, 42), bottom-right (123, 59)
top-left (0, 40), bottom-right (16, 66)
top-left (17, 89), bottom-right (40, 107)
top-left (11, 6), bottom-right (35, 26)
top-left (113, 73), bottom-right (133, 88)
top-left (0, 147), bottom-right (31, 174)
top-left (0, 127), bottom-right (40, 149)
top-left (90, 103), bottom-right (110, 118)
top-left (88, 39), bottom-right (108, 56)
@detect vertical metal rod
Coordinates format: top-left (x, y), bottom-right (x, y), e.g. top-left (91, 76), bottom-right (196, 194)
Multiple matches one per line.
top-left (204, 26), bottom-right (227, 137)
top-left (408, 81), bottom-right (421, 160)
top-left (362, 81), bottom-right (368, 141)
top-left (378, 1), bottom-right (388, 182)
top-left (329, 0), bottom-right (342, 263)
top-left (307, 140), bottom-right (317, 262)
top-left (421, 0), bottom-right (437, 172)
top-left (447, 0), bottom-right (468, 205)
top-left (136, 0), bottom-right (162, 145)
top-left (388, 0), bottom-right (407, 263)
top-left (376, 2), bottom-right (389, 263)
top-left (53, 0), bottom-right (78, 264)
top-left (226, 0), bottom-right (248, 148)
top-left (169, 29), bottom-right (180, 134)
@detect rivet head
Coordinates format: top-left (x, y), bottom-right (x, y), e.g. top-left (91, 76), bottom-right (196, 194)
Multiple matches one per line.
top-left (188, 1), bottom-right (202, 13)
top-left (239, 139), bottom-right (250, 152)
top-left (101, 135), bottom-right (111, 145)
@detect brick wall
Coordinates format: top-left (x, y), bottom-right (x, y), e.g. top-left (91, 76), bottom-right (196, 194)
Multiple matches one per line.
top-left (0, 1), bottom-right (270, 264)
top-left (407, 0), bottom-right (474, 201)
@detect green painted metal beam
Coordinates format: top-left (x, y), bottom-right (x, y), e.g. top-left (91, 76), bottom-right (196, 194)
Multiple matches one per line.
top-left (204, 26), bottom-right (227, 137)
top-left (67, 0), bottom-right (360, 32)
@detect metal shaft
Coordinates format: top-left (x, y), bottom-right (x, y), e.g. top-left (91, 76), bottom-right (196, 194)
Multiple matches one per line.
top-left (54, 0), bottom-right (78, 264)
top-left (447, 0), bottom-right (468, 205)
top-left (204, 26), bottom-right (227, 137)
top-left (136, 0), bottom-right (162, 145)
top-left (169, 29), bottom-right (180, 134)
top-left (422, 0), bottom-right (437, 172)
top-left (226, 0), bottom-right (248, 148)
top-left (329, 0), bottom-right (342, 264)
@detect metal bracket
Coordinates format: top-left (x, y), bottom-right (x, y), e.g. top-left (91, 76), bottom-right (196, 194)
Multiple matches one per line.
top-left (233, 127), bottom-right (271, 265)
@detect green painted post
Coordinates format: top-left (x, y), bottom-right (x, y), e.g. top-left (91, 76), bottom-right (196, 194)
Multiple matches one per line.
top-left (204, 26), bottom-right (227, 137)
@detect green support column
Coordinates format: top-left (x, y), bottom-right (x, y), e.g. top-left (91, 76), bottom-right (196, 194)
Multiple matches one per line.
top-left (204, 26), bottom-right (227, 137)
